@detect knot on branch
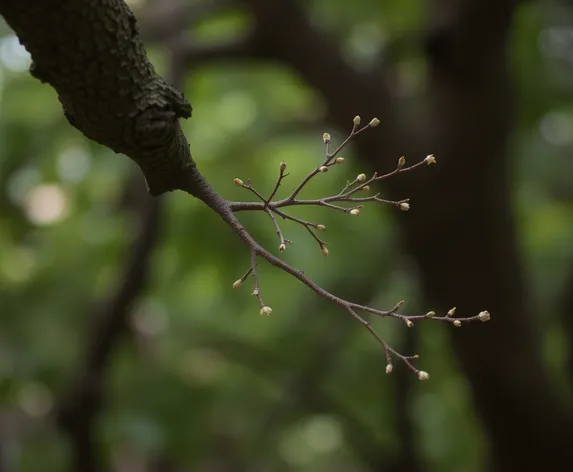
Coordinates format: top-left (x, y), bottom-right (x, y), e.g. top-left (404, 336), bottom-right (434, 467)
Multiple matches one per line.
top-left (133, 82), bottom-right (191, 151)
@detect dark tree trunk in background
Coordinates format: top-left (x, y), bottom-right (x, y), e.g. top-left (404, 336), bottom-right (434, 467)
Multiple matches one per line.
top-left (246, 0), bottom-right (573, 470)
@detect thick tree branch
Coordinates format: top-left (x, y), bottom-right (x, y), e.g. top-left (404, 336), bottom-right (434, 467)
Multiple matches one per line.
top-left (0, 0), bottom-right (196, 197)
top-left (41, 2), bottom-right (189, 469)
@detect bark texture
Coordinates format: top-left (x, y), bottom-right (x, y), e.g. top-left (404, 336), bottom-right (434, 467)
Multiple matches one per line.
top-left (0, 0), bottom-right (194, 196)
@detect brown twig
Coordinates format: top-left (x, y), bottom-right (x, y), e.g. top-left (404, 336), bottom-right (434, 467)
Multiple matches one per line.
top-left (186, 121), bottom-right (490, 378)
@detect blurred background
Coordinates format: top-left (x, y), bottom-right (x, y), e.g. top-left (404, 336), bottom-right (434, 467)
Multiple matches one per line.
top-left (1, 0), bottom-right (573, 471)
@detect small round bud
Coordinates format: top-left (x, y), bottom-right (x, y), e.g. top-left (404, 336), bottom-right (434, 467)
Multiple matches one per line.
top-left (260, 306), bottom-right (272, 317)
top-left (399, 202), bottom-right (410, 211)
top-left (279, 243), bottom-right (286, 252)
top-left (316, 224), bottom-right (326, 231)
top-left (418, 371), bottom-right (430, 381)
top-left (447, 307), bottom-right (457, 317)
top-left (362, 185), bottom-right (370, 191)
top-left (280, 161), bottom-right (287, 171)
top-left (356, 173), bottom-right (367, 182)
top-left (385, 364), bottom-right (393, 375)
top-left (369, 117), bottom-right (380, 127)
top-left (425, 311), bottom-right (435, 318)
top-left (406, 319), bottom-right (414, 328)
top-left (232, 279), bottom-right (242, 289)
top-left (233, 178), bottom-right (244, 187)
top-left (350, 208), bottom-right (360, 216)
top-left (252, 289), bottom-right (259, 297)
top-left (353, 115), bottom-right (361, 126)
top-left (323, 132), bottom-right (331, 143)
top-left (398, 156), bottom-right (406, 168)
top-left (335, 157), bottom-right (345, 164)
top-left (478, 310), bottom-right (491, 322)
top-left (453, 320), bottom-right (462, 327)
top-left (319, 166), bottom-right (329, 173)
top-left (321, 246), bottom-right (329, 257)
top-left (424, 154), bottom-right (436, 165)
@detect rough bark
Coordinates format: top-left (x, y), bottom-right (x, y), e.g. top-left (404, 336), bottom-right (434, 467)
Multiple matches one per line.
top-left (0, 0), bottom-right (194, 196)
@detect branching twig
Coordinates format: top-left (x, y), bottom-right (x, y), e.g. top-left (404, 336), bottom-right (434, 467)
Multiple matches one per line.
top-left (214, 118), bottom-right (491, 379)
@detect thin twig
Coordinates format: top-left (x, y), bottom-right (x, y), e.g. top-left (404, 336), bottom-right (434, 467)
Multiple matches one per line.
top-left (265, 163), bottom-right (289, 206)
top-left (264, 207), bottom-right (287, 250)
top-left (250, 251), bottom-right (266, 310)
top-left (217, 121), bottom-right (484, 377)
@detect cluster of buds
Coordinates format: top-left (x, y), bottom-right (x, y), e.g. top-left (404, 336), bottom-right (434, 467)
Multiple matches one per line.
top-left (227, 115), bottom-right (488, 381)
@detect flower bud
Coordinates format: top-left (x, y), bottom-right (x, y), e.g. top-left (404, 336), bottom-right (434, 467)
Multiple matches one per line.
top-left (323, 132), bottom-right (331, 143)
top-left (321, 246), bottom-right (329, 257)
top-left (453, 320), bottom-right (462, 327)
top-left (385, 364), bottom-right (393, 375)
top-left (398, 156), bottom-right (406, 168)
top-left (316, 224), bottom-right (326, 231)
top-left (260, 306), bottom-right (272, 316)
top-left (447, 307), bottom-right (457, 317)
top-left (233, 178), bottom-right (244, 187)
top-left (232, 279), bottom-right (242, 289)
top-left (335, 157), bottom-right (345, 164)
top-left (478, 310), bottom-right (491, 322)
top-left (426, 311), bottom-right (435, 318)
top-left (369, 117), bottom-right (380, 127)
top-left (353, 115), bottom-right (361, 126)
top-left (319, 166), bottom-right (329, 173)
top-left (280, 161), bottom-right (287, 171)
top-left (279, 243), bottom-right (286, 252)
top-left (350, 208), bottom-right (360, 216)
top-left (399, 202), bottom-right (410, 211)
top-left (406, 319), bottom-right (414, 328)
top-left (424, 154), bottom-right (436, 165)
top-left (356, 173), bottom-right (367, 182)
top-left (362, 185), bottom-right (370, 191)
top-left (418, 371), bottom-right (430, 381)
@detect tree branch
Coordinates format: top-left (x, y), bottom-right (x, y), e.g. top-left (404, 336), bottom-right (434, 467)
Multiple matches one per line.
top-left (42, 2), bottom-right (190, 469)
top-left (0, 0), bottom-right (196, 197)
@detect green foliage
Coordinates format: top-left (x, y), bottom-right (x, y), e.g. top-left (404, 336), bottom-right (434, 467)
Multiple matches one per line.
top-left (1, 1), bottom-right (572, 471)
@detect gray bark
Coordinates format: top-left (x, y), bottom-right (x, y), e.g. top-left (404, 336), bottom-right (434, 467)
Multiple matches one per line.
top-left (0, 0), bottom-right (194, 196)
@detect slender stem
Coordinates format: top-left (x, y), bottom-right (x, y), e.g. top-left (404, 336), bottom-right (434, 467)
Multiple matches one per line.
top-left (265, 167), bottom-right (289, 206)
top-left (265, 207), bottom-right (286, 248)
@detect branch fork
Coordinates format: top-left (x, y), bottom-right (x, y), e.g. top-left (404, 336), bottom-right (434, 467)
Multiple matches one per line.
top-left (227, 116), bottom-right (490, 379)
